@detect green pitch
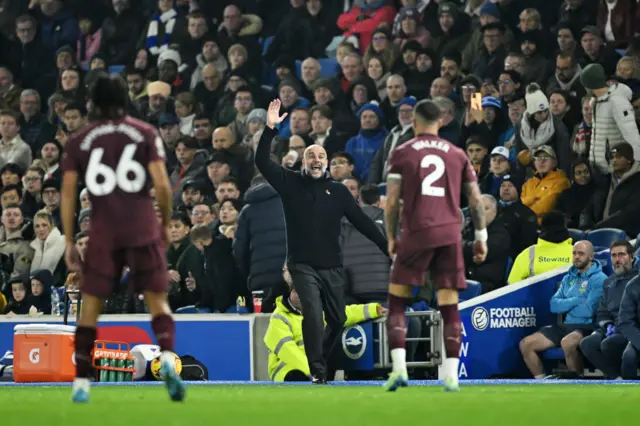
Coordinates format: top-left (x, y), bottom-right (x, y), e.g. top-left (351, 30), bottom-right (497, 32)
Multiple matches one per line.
top-left (3, 385), bottom-right (638, 426)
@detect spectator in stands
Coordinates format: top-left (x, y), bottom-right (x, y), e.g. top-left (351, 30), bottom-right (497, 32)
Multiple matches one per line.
top-left (310, 105), bottom-right (344, 160)
top-left (341, 183), bottom-right (389, 304)
top-left (465, 135), bottom-right (489, 179)
top-left (518, 30), bottom-right (551, 87)
top-left (276, 80), bottom-right (311, 139)
top-left (345, 102), bottom-right (387, 183)
top-left (520, 145), bottom-right (571, 223)
top-left (368, 96), bottom-right (415, 184)
top-left (579, 26), bottom-right (621, 77)
top-left (0, 109), bottom-right (32, 171)
top-left (462, 96), bottom-right (508, 154)
top-left (75, 10), bottom-right (102, 70)
top-left (214, 176), bottom-right (240, 203)
top-left (170, 136), bottom-right (202, 199)
top-left (233, 175), bottom-right (287, 314)
top-left (617, 266), bottom-right (640, 379)
top-left (508, 210), bottom-right (572, 283)
top-left (393, 6), bottom-right (429, 49)
top-left (264, 264), bottom-right (385, 381)
top-left (433, 96), bottom-right (461, 148)
top-left (583, 143), bottom-right (640, 236)
top-left (462, 2), bottom-right (514, 73)
top-left (342, 176), bottom-right (361, 200)
top-left (570, 96), bottom-right (593, 160)
top-left (190, 38), bottom-right (227, 93)
top-left (547, 53), bottom-right (586, 101)
top-left (18, 89), bottom-right (55, 156)
top-left (4, 278), bottom-right (30, 315)
top-left (77, 208), bottom-right (90, 232)
top-left (210, 127), bottom-right (253, 191)
top-left (100, 0), bottom-right (144, 66)
top-left (166, 212), bottom-right (202, 311)
top-left (497, 70), bottom-right (521, 101)
top-left (0, 67), bottom-right (20, 112)
top-left (142, 0), bottom-right (187, 60)
top-left (41, 140), bottom-right (61, 181)
top-left (347, 75), bottom-right (379, 118)
top-left (497, 175), bottom-right (538, 259)
top-left (21, 165), bottom-right (44, 219)
top-left (329, 151), bottom-right (355, 183)
top-left (430, 2), bottom-right (470, 57)
top-left (28, 269), bottom-right (52, 315)
top-left (192, 114), bottom-right (214, 149)
top-left (402, 45), bottom-right (436, 101)
top-left (174, 92), bottom-right (197, 136)
top-left (580, 240), bottom-right (638, 379)
top-left (30, 0), bottom-right (79, 56)
top-left (557, 0), bottom-right (593, 35)
top-left (549, 89), bottom-right (580, 135)
top-left (0, 204), bottom-right (33, 279)
top-left (125, 67), bottom-right (147, 114)
top-left (463, 194), bottom-right (510, 293)
top-left (158, 113), bottom-right (181, 171)
top-left (29, 210), bottom-right (65, 285)
top-left (555, 161), bottom-right (595, 229)
top-left (380, 75), bottom-right (407, 130)
top-left (1, 184), bottom-right (21, 210)
top-left (438, 52), bottom-right (462, 93)
top-left (139, 80), bottom-right (173, 127)
top-left (190, 203), bottom-right (214, 228)
top-left (301, 58), bottom-right (322, 98)
top-left (216, 5), bottom-right (262, 62)
top-left (179, 180), bottom-right (206, 213)
top-left (472, 23), bottom-right (508, 82)
top-left (520, 240), bottom-right (605, 379)
top-left (41, 178), bottom-right (61, 228)
top-left (337, 0), bottom-right (396, 54)
top-left (480, 147), bottom-right (514, 198)
top-left (365, 28), bottom-right (399, 74)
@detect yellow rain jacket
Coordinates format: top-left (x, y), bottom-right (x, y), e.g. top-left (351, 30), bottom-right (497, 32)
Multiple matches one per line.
top-left (508, 237), bottom-right (573, 284)
top-left (520, 169), bottom-right (570, 223)
top-left (264, 296), bottom-right (382, 382)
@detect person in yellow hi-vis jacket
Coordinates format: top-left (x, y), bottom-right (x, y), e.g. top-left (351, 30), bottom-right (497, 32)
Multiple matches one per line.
top-left (508, 211), bottom-right (573, 284)
top-left (264, 265), bottom-right (386, 381)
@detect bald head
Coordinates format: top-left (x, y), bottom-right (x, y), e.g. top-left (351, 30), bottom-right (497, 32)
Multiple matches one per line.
top-left (573, 240), bottom-right (594, 271)
top-left (302, 144), bottom-right (328, 179)
top-left (212, 127), bottom-right (234, 150)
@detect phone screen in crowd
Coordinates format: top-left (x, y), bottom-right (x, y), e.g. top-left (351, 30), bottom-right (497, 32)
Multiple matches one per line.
top-left (471, 93), bottom-right (483, 111)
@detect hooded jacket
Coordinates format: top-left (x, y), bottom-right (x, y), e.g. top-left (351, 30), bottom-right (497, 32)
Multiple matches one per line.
top-left (28, 269), bottom-right (52, 314)
top-left (233, 183), bottom-right (287, 292)
top-left (264, 295), bottom-right (382, 381)
top-left (551, 259), bottom-right (607, 325)
top-left (340, 205), bottom-right (389, 303)
top-left (345, 105), bottom-right (388, 182)
top-left (597, 258), bottom-right (640, 330)
top-left (589, 83), bottom-right (640, 174)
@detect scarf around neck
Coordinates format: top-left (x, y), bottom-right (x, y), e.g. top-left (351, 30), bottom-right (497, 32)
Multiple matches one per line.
top-left (146, 8), bottom-right (178, 56)
top-left (519, 114), bottom-right (555, 150)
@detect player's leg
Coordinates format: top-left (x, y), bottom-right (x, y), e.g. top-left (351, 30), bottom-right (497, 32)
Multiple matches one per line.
top-left (132, 244), bottom-right (185, 401)
top-left (433, 243), bottom-right (466, 391)
top-left (72, 294), bottom-right (105, 403)
top-left (519, 327), bottom-right (558, 378)
top-left (560, 330), bottom-right (586, 375)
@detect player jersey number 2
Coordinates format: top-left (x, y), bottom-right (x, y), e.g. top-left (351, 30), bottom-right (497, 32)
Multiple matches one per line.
top-left (85, 144), bottom-right (146, 196)
top-left (421, 154), bottom-right (445, 197)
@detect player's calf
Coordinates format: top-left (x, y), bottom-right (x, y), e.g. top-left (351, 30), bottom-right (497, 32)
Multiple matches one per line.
top-left (439, 303), bottom-right (462, 390)
top-left (72, 326), bottom-right (97, 403)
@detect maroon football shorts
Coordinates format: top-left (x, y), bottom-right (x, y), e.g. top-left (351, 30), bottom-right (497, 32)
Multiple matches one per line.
top-left (390, 238), bottom-right (466, 291)
top-left (81, 241), bottom-right (169, 299)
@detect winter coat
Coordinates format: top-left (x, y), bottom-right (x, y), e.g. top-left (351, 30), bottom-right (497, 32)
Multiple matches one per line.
top-left (100, 7), bottom-right (145, 65)
top-left (35, 8), bottom-right (79, 54)
top-left (337, 4), bottom-right (397, 53)
top-left (0, 135), bottom-right (32, 171)
top-left (367, 123), bottom-right (414, 184)
top-left (340, 205), bottom-right (389, 303)
top-left (514, 115), bottom-right (572, 177)
top-left (550, 260), bottom-right (607, 325)
top-left (520, 169), bottom-right (571, 223)
top-left (588, 83), bottom-right (640, 175)
top-left (346, 127), bottom-right (388, 183)
top-left (0, 225), bottom-right (34, 279)
top-left (167, 238), bottom-right (203, 311)
top-left (462, 216), bottom-right (511, 293)
top-left (276, 97), bottom-right (312, 139)
top-left (618, 275), bottom-right (640, 350)
top-left (498, 200), bottom-right (539, 260)
top-left (29, 228), bottom-right (65, 277)
top-left (597, 259), bottom-right (640, 329)
top-left (233, 183), bottom-right (287, 293)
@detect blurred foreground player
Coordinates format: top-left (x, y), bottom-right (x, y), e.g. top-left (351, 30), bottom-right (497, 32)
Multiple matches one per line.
top-left (383, 100), bottom-right (487, 392)
top-left (61, 74), bottom-right (185, 403)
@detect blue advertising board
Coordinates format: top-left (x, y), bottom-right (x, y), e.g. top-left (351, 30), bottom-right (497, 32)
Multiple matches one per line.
top-left (457, 267), bottom-right (568, 379)
top-left (0, 315), bottom-right (254, 381)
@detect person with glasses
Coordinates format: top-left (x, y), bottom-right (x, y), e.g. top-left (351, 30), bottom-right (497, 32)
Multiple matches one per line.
top-left (228, 87), bottom-right (254, 143)
top-left (547, 53), bottom-right (586, 101)
top-left (520, 145), bottom-right (571, 223)
top-left (497, 70), bottom-right (521, 100)
top-left (471, 22), bottom-right (508, 83)
top-left (328, 151), bottom-right (355, 182)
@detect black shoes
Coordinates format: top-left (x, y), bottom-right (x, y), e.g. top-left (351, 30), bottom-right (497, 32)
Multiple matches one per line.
top-left (311, 376), bottom-right (328, 385)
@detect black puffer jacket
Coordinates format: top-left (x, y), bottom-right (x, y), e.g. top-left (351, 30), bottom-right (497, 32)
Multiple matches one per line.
top-left (233, 183), bottom-right (287, 293)
top-left (462, 216), bottom-right (511, 293)
top-left (340, 205), bottom-right (389, 303)
top-left (597, 259), bottom-right (640, 329)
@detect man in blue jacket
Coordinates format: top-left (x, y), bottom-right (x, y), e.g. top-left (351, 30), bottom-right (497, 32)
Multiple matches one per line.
top-left (580, 241), bottom-right (638, 379)
top-left (519, 240), bottom-right (606, 379)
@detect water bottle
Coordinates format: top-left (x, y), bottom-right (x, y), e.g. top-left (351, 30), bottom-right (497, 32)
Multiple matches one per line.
top-left (51, 287), bottom-right (61, 316)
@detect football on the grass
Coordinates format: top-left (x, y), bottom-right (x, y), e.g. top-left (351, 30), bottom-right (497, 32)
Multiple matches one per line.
top-left (150, 352), bottom-right (182, 380)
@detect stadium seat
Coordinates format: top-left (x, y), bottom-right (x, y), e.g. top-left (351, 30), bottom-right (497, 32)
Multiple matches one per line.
top-left (459, 280), bottom-right (482, 302)
top-left (295, 58), bottom-right (341, 80)
top-left (541, 347), bottom-right (565, 360)
top-left (595, 250), bottom-right (613, 276)
top-left (568, 228), bottom-right (586, 243)
top-left (108, 65), bottom-right (125, 74)
top-left (587, 228), bottom-right (627, 251)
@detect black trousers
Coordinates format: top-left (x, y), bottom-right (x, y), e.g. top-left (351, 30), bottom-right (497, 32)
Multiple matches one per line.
top-left (289, 263), bottom-right (346, 380)
top-left (580, 332), bottom-right (628, 379)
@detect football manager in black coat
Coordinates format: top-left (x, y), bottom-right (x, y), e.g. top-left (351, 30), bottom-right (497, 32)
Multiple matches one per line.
top-left (255, 99), bottom-right (389, 383)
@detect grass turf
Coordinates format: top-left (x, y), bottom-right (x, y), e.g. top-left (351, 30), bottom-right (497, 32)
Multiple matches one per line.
top-left (2, 385), bottom-right (637, 426)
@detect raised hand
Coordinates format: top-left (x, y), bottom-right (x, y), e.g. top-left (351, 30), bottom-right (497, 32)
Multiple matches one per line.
top-left (266, 99), bottom-right (288, 129)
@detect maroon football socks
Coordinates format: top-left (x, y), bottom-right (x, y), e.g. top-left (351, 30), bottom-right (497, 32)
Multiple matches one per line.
top-left (440, 304), bottom-right (462, 358)
top-left (387, 294), bottom-right (407, 350)
top-left (151, 314), bottom-right (176, 352)
top-left (75, 326), bottom-right (97, 378)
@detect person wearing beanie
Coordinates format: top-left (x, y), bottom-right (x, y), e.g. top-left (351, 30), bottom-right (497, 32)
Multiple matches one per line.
top-left (581, 142), bottom-right (640, 237)
top-left (508, 210), bottom-right (573, 284)
top-left (520, 144), bottom-right (571, 224)
top-left (515, 83), bottom-right (572, 176)
top-left (429, 2), bottom-right (471, 57)
top-left (336, 0), bottom-right (396, 53)
top-left (368, 96), bottom-right (416, 184)
top-left (497, 173), bottom-right (539, 259)
top-left (364, 27), bottom-right (400, 76)
top-left (518, 29), bottom-right (552, 87)
top-left (580, 63), bottom-right (640, 176)
top-left (393, 6), bottom-right (430, 50)
top-left (276, 79), bottom-right (311, 139)
top-left (345, 101), bottom-right (388, 182)
top-left (579, 25), bottom-right (621, 77)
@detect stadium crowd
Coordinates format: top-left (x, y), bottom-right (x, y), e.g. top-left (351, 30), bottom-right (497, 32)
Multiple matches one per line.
top-left (1, 0), bottom-right (640, 378)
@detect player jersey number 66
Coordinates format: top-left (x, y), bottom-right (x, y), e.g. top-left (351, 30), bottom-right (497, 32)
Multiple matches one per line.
top-left (85, 144), bottom-right (146, 196)
top-left (421, 154), bottom-right (446, 197)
